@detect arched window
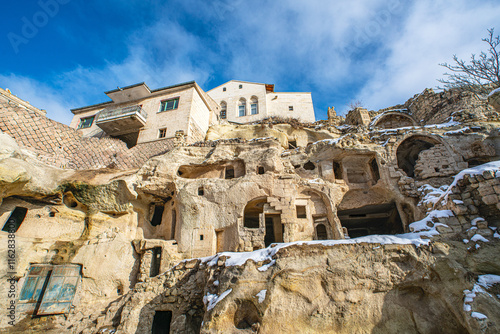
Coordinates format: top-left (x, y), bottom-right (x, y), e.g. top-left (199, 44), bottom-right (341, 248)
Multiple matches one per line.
top-left (220, 101), bottom-right (227, 119)
top-left (250, 96), bottom-right (258, 115)
top-left (238, 98), bottom-right (246, 117)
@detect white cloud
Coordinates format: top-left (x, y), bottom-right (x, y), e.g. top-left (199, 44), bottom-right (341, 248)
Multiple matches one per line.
top-left (2, 0), bottom-right (500, 123)
top-left (1, 19), bottom-right (212, 125)
top-left (0, 73), bottom-right (73, 124)
top-left (355, 0), bottom-right (500, 111)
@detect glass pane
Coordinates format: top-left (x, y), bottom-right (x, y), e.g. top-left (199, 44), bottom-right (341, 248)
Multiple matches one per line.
top-left (59, 277), bottom-right (78, 301)
top-left (239, 105), bottom-right (245, 117)
top-left (251, 104), bottom-right (258, 115)
top-left (19, 277), bottom-right (38, 301)
top-left (41, 276), bottom-right (64, 302)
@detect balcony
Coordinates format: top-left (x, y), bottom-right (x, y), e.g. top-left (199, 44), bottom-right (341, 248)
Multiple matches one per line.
top-left (96, 105), bottom-right (147, 136)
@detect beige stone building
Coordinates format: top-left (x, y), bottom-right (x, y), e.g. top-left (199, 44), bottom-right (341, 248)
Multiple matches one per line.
top-left (207, 80), bottom-right (316, 123)
top-left (69, 81), bottom-right (219, 147)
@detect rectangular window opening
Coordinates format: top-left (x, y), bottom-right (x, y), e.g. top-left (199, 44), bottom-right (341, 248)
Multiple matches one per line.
top-left (289, 106), bottom-right (294, 111)
top-left (238, 105), bottom-right (246, 117)
top-left (198, 187), bottom-right (204, 196)
top-left (225, 168), bottom-right (235, 179)
top-left (200, 234), bottom-right (204, 241)
top-left (77, 116), bottom-right (95, 129)
top-left (159, 97), bottom-right (179, 112)
top-left (223, 87), bottom-right (227, 92)
top-left (158, 128), bottom-right (167, 138)
top-left (258, 166), bottom-right (265, 175)
top-left (251, 103), bottom-right (258, 115)
top-left (150, 247), bottom-right (162, 277)
top-left (2, 207), bottom-right (28, 233)
top-left (239, 84), bottom-right (243, 89)
top-left (296, 206), bottom-right (307, 219)
top-left (150, 205), bottom-right (164, 226)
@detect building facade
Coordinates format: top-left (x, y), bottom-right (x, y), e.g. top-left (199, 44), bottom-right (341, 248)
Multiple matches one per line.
top-left (69, 81), bottom-right (219, 147)
top-left (207, 80), bottom-right (315, 123)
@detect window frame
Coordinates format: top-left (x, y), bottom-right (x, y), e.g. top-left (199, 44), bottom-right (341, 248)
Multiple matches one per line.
top-left (289, 106), bottom-right (294, 111)
top-left (238, 99), bottom-right (246, 117)
top-left (158, 128), bottom-right (167, 138)
top-left (250, 102), bottom-right (258, 115)
top-left (77, 115), bottom-right (95, 129)
top-left (158, 97), bottom-right (180, 113)
top-left (220, 101), bottom-right (227, 119)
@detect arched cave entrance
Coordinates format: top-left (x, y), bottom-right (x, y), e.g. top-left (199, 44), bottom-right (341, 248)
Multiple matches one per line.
top-left (337, 202), bottom-right (404, 238)
top-left (396, 135), bottom-right (440, 177)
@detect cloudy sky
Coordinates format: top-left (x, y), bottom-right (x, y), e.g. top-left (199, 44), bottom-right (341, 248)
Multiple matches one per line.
top-left (1, 0), bottom-right (500, 124)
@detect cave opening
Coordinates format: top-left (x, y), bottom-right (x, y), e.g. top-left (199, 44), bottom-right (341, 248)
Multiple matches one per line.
top-left (338, 202), bottom-right (404, 238)
top-left (396, 136), bottom-right (439, 177)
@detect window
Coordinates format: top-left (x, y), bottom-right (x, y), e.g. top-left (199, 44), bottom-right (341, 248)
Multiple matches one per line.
top-left (198, 187), bottom-right (204, 196)
top-left (159, 97), bottom-right (179, 112)
top-left (258, 167), bottom-right (265, 174)
top-left (333, 161), bottom-right (343, 180)
top-left (77, 116), bottom-right (94, 129)
top-left (18, 264), bottom-right (81, 315)
top-left (150, 247), bottom-right (162, 277)
top-left (296, 206), bottom-right (307, 219)
top-left (220, 101), bottom-right (227, 119)
top-left (150, 205), bottom-right (164, 226)
top-left (2, 207), bottom-right (28, 233)
top-left (200, 234), bottom-right (204, 241)
top-left (239, 84), bottom-right (243, 89)
top-left (158, 128), bottom-right (167, 138)
top-left (250, 97), bottom-right (258, 115)
top-left (225, 168), bottom-right (235, 179)
top-left (289, 106), bottom-right (294, 111)
top-left (223, 87), bottom-right (226, 92)
top-left (238, 99), bottom-right (246, 117)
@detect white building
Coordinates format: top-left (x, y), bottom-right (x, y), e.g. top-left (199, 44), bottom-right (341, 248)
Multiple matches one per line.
top-left (207, 80), bottom-right (315, 123)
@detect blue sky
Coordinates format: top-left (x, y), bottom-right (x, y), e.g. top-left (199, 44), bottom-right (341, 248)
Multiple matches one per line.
top-left (2, 0), bottom-right (500, 125)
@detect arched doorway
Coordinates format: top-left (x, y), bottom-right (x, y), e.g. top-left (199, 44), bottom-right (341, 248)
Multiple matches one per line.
top-left (396, 135), bottom-right (440, 177)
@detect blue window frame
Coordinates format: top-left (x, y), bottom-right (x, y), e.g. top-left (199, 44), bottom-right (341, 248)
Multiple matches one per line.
top-left (239, 105), bottom-right (246, 117)
top-left (18, 264), bottom-right (81, 315)
top-left (78, 116), bottom-right (95, 129)
top-left (159, 98), bottom-right (179, 112)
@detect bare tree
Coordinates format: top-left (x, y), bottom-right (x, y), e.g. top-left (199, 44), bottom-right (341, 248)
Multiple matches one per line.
top-left (347, 100), bottom-right (364, 110)
top-left (438, 28), bottom-right (500, 98)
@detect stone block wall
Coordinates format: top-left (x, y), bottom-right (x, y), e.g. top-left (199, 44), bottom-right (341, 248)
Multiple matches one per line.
top-left (414, 144), bottom-right (466, 179)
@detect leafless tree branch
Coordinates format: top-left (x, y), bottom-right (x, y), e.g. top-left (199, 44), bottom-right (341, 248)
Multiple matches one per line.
top-left (438, 28), bottom-right (500, 99)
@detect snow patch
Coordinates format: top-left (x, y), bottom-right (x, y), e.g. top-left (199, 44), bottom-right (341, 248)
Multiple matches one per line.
top-left (488, 87), bottom-right (500, 97)
top-left (258, 260), bottom-right (276, 272)
top-left (471, 312), bottom-right (488, 320)
top-left (435, 161), bottom-right (500, 207)
top-left (256, 289), bottom-right (267, 303)
top-left (471, 234), bottom-right (489, 243)
top-left (204, 288), bottom-right (232, 311)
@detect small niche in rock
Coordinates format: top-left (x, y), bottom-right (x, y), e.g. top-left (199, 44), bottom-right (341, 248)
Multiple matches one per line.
top-left (303, 161), bottom-right (316, 170)
top-left (234, 300), bottom-right (261, 330)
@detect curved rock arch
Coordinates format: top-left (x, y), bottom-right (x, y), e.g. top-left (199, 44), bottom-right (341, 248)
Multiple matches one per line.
top-left (373, 112), bottom-right (417, 129)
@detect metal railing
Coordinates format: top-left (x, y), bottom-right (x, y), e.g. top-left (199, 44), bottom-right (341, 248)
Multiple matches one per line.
top-left (96, 105), bottom-right (147, 123)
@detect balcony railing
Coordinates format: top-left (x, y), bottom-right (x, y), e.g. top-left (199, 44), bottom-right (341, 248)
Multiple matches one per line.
top-left (96, 105), bottom-right (147, 123)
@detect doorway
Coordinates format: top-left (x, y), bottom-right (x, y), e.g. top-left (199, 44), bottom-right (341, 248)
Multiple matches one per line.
top-left (264, 214), bottom-right (283, 247)
top-left (151, 310), bottom-right (172, 334)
